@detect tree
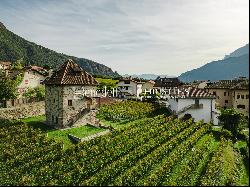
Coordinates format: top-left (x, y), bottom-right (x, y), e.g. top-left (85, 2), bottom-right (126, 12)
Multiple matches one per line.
top-left (218, 108), bottom-right (246, 141)
top-left (11, 59), bottom-right (23, 70)
top-left (34, 86), bottom-right (45, 100)
top-left (23, 86), bottom-right (45, 100)
top-left (0, 77), bottom-right (19, 100)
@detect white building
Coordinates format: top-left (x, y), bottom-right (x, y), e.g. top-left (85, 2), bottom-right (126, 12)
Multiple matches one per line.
top-left (17, 66), bottom-right (49, 95)
top-left (0, 61), bottom-right (11, 70)
top-left (117, 78), bottom-right (143, 98)
top-left (167, 87), bottom-right (219, 125)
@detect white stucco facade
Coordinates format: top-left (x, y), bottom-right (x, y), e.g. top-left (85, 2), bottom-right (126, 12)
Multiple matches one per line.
top-left (17, 70), bottom-right (47, 95)
top-left (168, 97), bottom-right (219, 125)
top-left (117, 80), bottom-right (142, 97)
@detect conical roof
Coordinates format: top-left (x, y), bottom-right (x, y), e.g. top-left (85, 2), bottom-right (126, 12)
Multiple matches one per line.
top-left (44, 59), bottom-right (98, 85)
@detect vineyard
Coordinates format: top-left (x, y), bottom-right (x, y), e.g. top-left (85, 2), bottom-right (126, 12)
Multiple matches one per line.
top-left (97, 100), bottom-right (156, 122)
top-left (0, 114), bottom-right (248, 186)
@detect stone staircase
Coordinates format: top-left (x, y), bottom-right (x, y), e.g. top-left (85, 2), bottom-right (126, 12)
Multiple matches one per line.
top-left (72, 109), bottom-right (111, 129)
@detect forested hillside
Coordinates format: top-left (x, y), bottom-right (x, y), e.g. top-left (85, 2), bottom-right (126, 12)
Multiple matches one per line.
top-left (0, 22), bottom-right (119, 77)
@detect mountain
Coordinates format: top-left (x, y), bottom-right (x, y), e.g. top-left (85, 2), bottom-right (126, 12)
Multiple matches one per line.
top-left (0, 22), bottom-right (119, 77)
top-left (224, 44), bottom-right (249, 59)
top-left (122, 74), bottom-right (175, 80)
top-left (178, 44), bottom-right (249, 82)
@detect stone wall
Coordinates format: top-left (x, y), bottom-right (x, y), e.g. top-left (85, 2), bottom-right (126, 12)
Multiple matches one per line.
top-left (45, 85), bottom-right (97, 128)
top-left (0, 101), bottom-right (45, 120)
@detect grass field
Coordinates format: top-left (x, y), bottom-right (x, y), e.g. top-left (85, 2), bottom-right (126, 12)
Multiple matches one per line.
top-left (21, 115), bottom-right (105, 149)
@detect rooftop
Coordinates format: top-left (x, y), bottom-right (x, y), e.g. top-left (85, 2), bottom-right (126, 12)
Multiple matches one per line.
top-left (170, 86), bottom-right (216, 99)
top-left (205, 78), bottom-right (249, 90)
top-left (44, 59), bottom-right (98, 85)
top-left (154, 77), bottom-right (183, 88)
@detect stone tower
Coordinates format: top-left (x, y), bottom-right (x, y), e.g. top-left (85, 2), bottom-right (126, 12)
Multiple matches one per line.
top-left (43, 59), bottom-right (98, 128)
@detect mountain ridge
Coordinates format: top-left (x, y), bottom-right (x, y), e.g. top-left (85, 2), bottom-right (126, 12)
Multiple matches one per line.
top-left (178, 48), bottom-right (249, 82)
top-left (0, 22), bottom-right (119, 77)
top-left (224, 43), bottom-right (249, 59)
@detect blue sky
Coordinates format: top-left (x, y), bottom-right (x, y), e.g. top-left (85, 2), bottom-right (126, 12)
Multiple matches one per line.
top-left (0, 0), bottom-right (249, 76)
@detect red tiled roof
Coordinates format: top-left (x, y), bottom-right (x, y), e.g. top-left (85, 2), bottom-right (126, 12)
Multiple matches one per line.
top-left (171, 87), bottom-right (216, 99)
top-left (231, 80), bottom-right (249, 90)
top-left (44, 59), bottom-right (98, 85)
top-left (205, 79), bottom-right (245, 89)
top-left (30, 65), bottom-right (45, 71)
top-left (148, 80), bottom-right (155, 85)
top-left (25, 65), bottom-right (48, 76)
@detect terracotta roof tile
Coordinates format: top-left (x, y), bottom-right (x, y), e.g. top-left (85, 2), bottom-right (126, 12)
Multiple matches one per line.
top-left (171, 87), bottom-right (215, 99)
top-left (205, 79), bottom-right (246, 89)
top-left (44, 59), bottom-right (98, 85)
top-left (231, 80), bottom-right (249, 90)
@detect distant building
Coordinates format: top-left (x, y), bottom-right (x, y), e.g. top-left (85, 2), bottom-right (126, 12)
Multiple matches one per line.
top-left (154, 77), bottom-right (183, 89)
top-left (44, 59), bottom-right (98, 128)
top-left (183, 80), bottom-right (211, 89)
top-left (0, 61), bottom-right (12, 70)
top-left (117, 77), bottom-right (143, 98)
top-left (142, 80), bottom-right (155, 91)
top-left (167, 87), bottom-right (219, 125)
top-left (17, 65), bottom-right (49, 95)
top-left (205, 77), bottom-right (249, 118)
top-left (231, 80), bottom-right (249, 117)
top-left (0, 65), bottom-right (49, 108)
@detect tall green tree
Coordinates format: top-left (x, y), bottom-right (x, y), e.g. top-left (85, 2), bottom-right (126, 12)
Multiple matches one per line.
top-left (0, 77), bottom-right (19, 100)
top-left (218, 108), bottom-right (247, 140)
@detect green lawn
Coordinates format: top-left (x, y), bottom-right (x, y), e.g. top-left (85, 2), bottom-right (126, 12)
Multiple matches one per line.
top-left (48, 124), bottom-right (105, 149)
top-left (21, 115), bottom-right (105, 149)
top-left (21, 115), bottom-right (53, 132)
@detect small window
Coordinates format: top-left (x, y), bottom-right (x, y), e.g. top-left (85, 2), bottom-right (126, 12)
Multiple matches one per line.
top-left (237, 95), bottom-right (240, 99)
top-left (225, 100), bottom-right (228, 104)
top-left (195, 99), bottom-right (199, 105)
top-left (224, 92), bottom-right (226, 96)
top-left (52, 115), bottom-right (54, 122)
top-left (241, 95), bottom-right (244, 99)
top-left (53, 99), bottom-right (55, 103)
top-left (125, 87), bottom-right (128, 90)
top-left (237, 105), bottom-right (245, 109)
top-left (228, 92), bottom-right (230, 96)
top-left (246, 95), bottom-right (249, 99)
top-left (213, 91), bottom-right (216, 95)
top-left (68, 100), bottom-right (72, 106)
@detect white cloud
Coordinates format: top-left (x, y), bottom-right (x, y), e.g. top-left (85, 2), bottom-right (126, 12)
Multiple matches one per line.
top-left (0, 0), bottom-right (249, 76)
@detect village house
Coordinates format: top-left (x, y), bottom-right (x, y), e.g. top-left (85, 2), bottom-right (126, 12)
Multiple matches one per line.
top-left (0, 61), bottom-right (12, 70)
top-left (153, 77), bottom-right (183, 90)
top-left (0, 65), bottom-right (49, 108)
top-left (142, 80), bottom-right (155, 91)
top-left (16, 65), bottom-right (49, 95)
top-left (205, 77), bottom-right (249, 116)
top-left (166, 87), bottom-right (219, 125)
top-left (44, 59), bottom-right (99, 129)
top-left (117, 77), bottom-right (143, 98)
top-left (231, 80), bottom-right (249, 117)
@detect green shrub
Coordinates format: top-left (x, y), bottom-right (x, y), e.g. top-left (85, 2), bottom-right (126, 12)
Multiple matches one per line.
top-left (221, 129), bottom-right (233, 140)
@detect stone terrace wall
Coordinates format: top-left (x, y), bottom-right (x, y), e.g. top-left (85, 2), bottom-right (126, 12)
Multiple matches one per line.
top-left (99, 97), bottom-right (122, 106)
top-left (0, 101), bottom-right (45, 120)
